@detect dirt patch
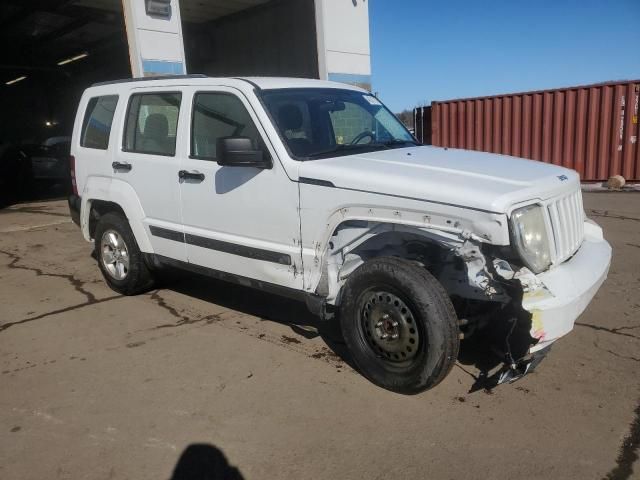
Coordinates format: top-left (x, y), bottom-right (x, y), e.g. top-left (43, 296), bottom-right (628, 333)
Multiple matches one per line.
top-left (280, 335), bottom-right (301, 345)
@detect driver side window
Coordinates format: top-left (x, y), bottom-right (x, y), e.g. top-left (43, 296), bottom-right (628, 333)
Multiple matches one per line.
top-left (191, 92), bottom-right (265, 160)
top-left (329, 102), bottom-right (374, 144)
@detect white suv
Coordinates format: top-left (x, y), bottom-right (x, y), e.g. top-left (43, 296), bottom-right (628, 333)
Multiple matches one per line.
top-left (69, 76), bottom-right (611, 394)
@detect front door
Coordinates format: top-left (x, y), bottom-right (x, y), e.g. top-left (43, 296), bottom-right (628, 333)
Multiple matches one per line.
top-left (178, 86), bottom-right (303, 289)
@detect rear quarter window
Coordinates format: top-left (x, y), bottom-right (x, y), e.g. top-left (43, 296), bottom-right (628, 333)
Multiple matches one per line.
top-left (80, 95), bottom-right (119, 150)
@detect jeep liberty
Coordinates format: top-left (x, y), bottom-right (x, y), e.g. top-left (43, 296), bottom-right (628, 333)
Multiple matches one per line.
top-left (68, 76), bottom-right (611, 394)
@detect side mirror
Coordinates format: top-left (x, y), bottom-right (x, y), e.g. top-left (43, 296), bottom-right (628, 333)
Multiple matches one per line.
top-left (216, 136), bottom-right (272, 169)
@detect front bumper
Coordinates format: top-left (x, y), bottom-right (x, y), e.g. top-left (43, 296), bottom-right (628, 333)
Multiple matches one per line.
top-left (523, 220), bottom-right (612, 353)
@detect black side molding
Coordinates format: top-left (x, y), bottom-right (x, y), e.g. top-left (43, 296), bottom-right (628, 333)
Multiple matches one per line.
top-left (298, 177), bottom-right (335, 188)
top-left (149, 226), bottom-right (291, 266)
top-left (185, 234), bottom-right (291, 266)
top-left (149, 225), bottom-right (185, 243)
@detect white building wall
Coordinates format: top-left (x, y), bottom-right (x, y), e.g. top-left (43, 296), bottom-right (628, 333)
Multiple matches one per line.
top-left (120, 0), bottom-right (371, 87)
top-left (315, 0), bottom-right (371, 90)
top-left (122, 0), bottom-right (186, 77)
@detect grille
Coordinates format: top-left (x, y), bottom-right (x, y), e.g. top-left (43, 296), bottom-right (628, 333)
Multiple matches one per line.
top-left (547, 188), bottom-right (585, 264)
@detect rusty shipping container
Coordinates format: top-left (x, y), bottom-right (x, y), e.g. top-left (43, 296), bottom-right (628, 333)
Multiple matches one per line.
top-left (414, 80), bottom-right (640, 182)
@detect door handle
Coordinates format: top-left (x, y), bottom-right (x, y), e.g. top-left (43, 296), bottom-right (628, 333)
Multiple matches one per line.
top-left (178, 170), bottom-right (205, 181)
top-left (112, 161), bottom-right (132, 171)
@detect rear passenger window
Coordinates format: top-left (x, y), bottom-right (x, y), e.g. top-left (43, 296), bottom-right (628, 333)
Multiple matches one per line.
top-left (124, 92), bottom-right (181, 156)
top-left (191, 92), bottom-right (265, 160)
top-left (81, 95), bottom-right (118, 150)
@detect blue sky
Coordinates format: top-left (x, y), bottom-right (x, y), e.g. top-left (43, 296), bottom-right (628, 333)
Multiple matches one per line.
top-left (369, 0), bottom-right (640, 112)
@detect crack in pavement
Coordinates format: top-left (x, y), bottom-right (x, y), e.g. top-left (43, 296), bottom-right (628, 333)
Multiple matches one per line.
top-left (0, 220), bottom-right (70, 234)
top-left (0, 296), bottom-right (122, 333)
top-left (575, 321), bottom-right (640, 340)
top-left (588, 210), bottom-right (640, 223)
top-left (148, 290), bottom-right (223, 329)
top-left (614, 324), bottom-right (640, 332)
top-left (592, 337), bottom-right (640, 479)
top-left (0, 249), bottom-right (122, 333)
top-left (604, 349), bottom-right (640, 364)
top-left (0, 249), bottom-right (96, 303)
top-left (1, 207), bottom-right (70, 218)
top-left (604, 400), bottom-right (640, 480)
top-left (146, 291), bottom-right (347, 369)
top-left (593, 340), bottom-right (640, 364)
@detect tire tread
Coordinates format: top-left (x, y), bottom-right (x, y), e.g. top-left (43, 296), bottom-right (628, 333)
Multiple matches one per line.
top-left (340, 256), bottom-right (459, 394)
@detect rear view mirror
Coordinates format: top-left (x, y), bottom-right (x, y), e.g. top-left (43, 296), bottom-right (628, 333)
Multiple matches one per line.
top-left (216, 136), bottom-right (272, 169)
top-left (318, 100), bottom-right (345, 113)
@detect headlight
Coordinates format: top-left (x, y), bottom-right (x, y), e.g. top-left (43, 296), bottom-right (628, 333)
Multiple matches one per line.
top-left (510, 205), bottom-right (551, 273)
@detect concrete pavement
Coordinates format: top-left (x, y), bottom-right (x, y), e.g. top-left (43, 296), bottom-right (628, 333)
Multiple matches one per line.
top-left (0, 193), bottom-right (639, 479)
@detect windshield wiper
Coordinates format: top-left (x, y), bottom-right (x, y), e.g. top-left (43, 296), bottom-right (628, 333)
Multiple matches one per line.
top-left (379, 139), bottom-right (420, 147)
top-left (306, 143), bottom-right (388, 159)
top-left (305, 139), bottom-right (419, 159)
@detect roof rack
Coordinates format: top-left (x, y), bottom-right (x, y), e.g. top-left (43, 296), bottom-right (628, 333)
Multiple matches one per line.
top-left (92, 74), bottom-right (208, 87)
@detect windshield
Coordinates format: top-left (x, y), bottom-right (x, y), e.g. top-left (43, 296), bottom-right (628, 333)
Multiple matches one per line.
top-left (260, 88), bottom-right (418, 160)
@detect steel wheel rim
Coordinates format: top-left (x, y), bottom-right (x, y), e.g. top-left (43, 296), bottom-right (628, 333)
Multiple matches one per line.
top-left (360, 290), bottom-right (420, 364)
top-left (100, 229), bottom-right (130, 281)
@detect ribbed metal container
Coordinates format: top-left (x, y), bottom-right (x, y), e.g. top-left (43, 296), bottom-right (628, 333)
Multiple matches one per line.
top-left (414, 80), bottom-right (640, 181)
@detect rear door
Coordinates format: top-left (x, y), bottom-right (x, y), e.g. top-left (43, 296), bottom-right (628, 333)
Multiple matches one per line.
top-left (177, 86), bottom-right (303, 289)
top-left (116, 88), bottom-right (186, 261)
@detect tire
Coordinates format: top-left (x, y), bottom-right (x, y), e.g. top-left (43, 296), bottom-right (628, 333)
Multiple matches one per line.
top-left (94, 212), bottom-right (155, 295)
top-left (339, 256), bottom-right (459, 394)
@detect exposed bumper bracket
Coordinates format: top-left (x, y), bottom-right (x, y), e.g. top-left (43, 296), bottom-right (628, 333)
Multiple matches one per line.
top-left (497, 346), bottom-right (552, 385)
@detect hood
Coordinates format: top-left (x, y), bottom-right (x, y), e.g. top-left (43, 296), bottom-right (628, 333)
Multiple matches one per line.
top-left (298, 146), bottom-right (580, 213)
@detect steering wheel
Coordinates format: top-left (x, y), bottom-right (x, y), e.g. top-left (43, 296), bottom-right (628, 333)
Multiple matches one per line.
top-left (350, 130), bottom-right (375, 145)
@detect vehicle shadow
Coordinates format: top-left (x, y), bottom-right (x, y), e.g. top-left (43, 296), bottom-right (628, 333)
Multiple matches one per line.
top-left (159, 268), bottom-right (355, 369)
top-left (457, 336), bottom-right (505, 393)
top-left (158, 267), bottom-right (507, 390)
top-left (170, 443), bottom-right (244, 480)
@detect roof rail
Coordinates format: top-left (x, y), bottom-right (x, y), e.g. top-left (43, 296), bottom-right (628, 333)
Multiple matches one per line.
top-left (91, 74), bottom-right (208, 87)
top-left (232, 77), bottom-right (262, 91)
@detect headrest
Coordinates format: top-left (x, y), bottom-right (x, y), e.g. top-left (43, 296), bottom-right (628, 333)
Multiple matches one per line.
top-left (278, 104), bottom-right (303, 131)
top-left (144, 114), bottom-right (169, 139)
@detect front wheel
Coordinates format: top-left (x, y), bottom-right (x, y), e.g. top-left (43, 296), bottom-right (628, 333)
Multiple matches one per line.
top-left (339, 257), bottom-right (459, 394)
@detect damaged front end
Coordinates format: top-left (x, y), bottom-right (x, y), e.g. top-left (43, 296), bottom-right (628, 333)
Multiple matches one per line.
top-left (319, 221), bottom-right (546, 383)
top-left (439, 240), bottom-right (549, 387)
top-left (318, 211), bottom-right (611, 389)
top-left (454, 218), bottom-right (611, 388)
